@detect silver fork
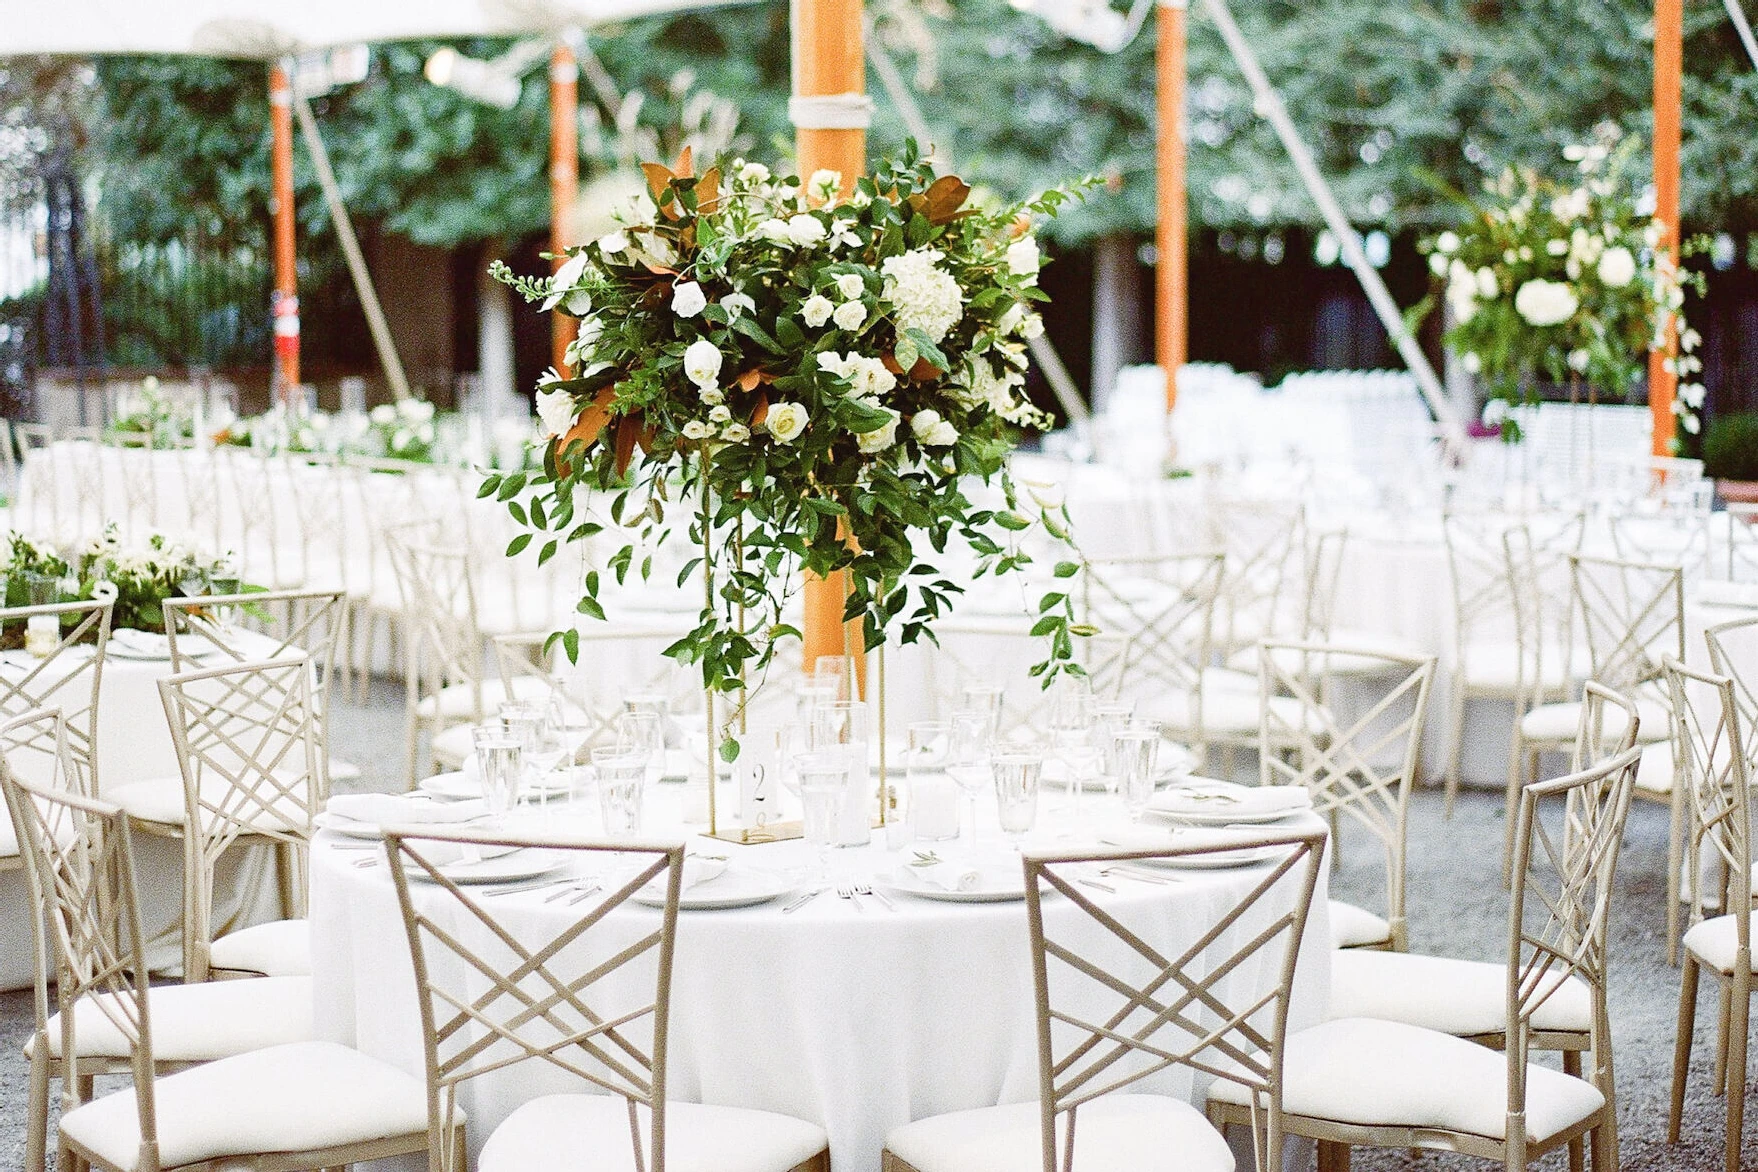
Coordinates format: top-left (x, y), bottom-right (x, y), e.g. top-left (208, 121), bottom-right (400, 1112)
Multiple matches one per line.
top-left (836, 881), bottom-right (864, 912)
top-left (854, 882), bottom-right (896, 911)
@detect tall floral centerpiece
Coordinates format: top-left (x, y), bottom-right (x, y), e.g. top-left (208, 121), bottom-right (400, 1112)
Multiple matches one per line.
top-left (1421, 126), bottom-right (1704, 447)
top-left (486, 145), bottom-right (1090, 799)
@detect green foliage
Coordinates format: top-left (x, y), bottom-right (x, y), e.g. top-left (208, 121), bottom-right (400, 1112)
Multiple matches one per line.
top-left (1704, 411), bottom-right (1758, 481)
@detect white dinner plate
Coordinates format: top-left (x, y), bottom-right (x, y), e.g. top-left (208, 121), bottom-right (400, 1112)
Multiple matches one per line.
top-left (630, 866), bottom-right (793, 910)
top-left (418, 770), bottom-right (576, 802)
top-left (406, 849), bottom-right (568, 886)
top-left (879, 864), bottom-right (1026, 903)
top-left (1139, 843), bottom-right (1286, 869)
top-left (1147, 781), bottom-right (1310, 826)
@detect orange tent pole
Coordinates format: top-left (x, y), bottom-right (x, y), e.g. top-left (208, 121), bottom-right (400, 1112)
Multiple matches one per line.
top-left (550, 42), bottom-right (580, 376)
top-left (269, 63), bottom-right (299, 402)
top-left (795, 0), bottom-right (868, 676)
top-left (1155, 0), bottom-right (1188, 414)
top-left (1650, 0), bottom-right (1682, 455)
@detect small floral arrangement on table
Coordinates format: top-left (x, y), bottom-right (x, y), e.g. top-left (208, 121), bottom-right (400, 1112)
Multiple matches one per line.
top-left (1421, 125), bottom-right (1706, 446)
top-left (486, 143), bottom-right (1094, 753)
top-left (107, 377), bottom-right (192, 447)
top-left (5, 527), bottom-right (244, 635)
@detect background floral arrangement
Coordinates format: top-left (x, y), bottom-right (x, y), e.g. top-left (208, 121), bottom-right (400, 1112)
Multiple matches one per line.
top-left (215, 400), bottom-right (534, 469)
top-left (487, 143), bottom-right (1092, 748)
top-left (1421, 125), bottom-right (1705, 445)
top-left (7, 527), bottom-right (241, 633)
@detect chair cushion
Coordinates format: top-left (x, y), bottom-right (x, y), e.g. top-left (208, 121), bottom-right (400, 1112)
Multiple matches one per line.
top-left (1328, 899), bottom-right (1391, 949)
top-left (1682, 914), bottom-right (1758, 975)
top-left (1518, 698), bottom-right (1670, 745)
top-left (1143, 688), bottom-right (1322, 738)
top-left (1328, 949), bottom-right (1593, 1036)
top-left (1228, 634), bottom-right (1430, 680)
top-left (57, 1040), bottom-right (431, 1172)
top-left (884, 1094), bottom-right (1233, 1172)
top-left (1207, 1018), bottom-right (1605, 1144)
top-left (415, 676), bottom-right (549, 721)
top-left (479, 1093), bottom-right (827, 1172)
top-left (1633, 740), bottom-right (1674, 796)
top-left (328, 757), bottom-right (362, 784)
top-left (108, 774), bottom-right (309, 831)
top-left (431, 722), bottom-right (476, 769)
top-left (208, 919), bottom-right (312, 977)
top-left (40, 975), bottom-right (313, 1061)
top-left (1459, 641), bottom-right (1571, 693)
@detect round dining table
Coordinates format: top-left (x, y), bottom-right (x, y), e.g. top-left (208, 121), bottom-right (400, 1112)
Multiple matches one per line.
top-left (309, 786), bottom-right (1333, 1172)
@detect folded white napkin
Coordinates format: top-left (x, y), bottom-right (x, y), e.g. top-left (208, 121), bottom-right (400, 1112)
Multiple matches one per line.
top-left (417, 840), bottom-right (522, 866)
top-left (109, 628), bottom-right (172, 657)
top-left (1099, 824), bottom-right (1260, 853)
top-left (1150, 782), bottom-right (1311, 818)
top-left (682, 856), bottom-right (728, 890)
top-left (326, 794), bottom-right (488, 825)
top-left (908, 861), bottom-right (983, 892)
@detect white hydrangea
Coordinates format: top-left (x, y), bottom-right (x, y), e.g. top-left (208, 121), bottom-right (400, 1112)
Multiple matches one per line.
top-left (880, 248), bottom-right (964, 345)
top-left (1513, 279), bottom-right (1578, 327)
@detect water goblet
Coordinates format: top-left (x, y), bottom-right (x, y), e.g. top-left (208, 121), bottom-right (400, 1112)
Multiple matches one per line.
top-left (946, 709), bottom-right (994, 844)
top-left (796, 751), bottom-right (851, 884)
top-left (991, 751), bottom-right (1044, 849)
top-left (616, 710), bottom-right (667, 788)
top-left (957, 684), bottom-right (1004, 741)
top-left (591, 746), bottom-right (649, 837)
top-left (472, 723), bottom-right (524, 819)
top-left (905, 720), bottom-right (959, 842)
top-left (811, 655), bottom-right (850, 701)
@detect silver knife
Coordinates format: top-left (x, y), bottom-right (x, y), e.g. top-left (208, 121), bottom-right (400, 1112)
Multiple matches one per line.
top-left (782, 887), bottom-right (825, 914)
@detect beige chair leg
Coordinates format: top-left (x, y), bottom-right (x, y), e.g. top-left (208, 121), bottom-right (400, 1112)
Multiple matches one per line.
top-left (1502, 735), bottom-right (1526, 886)
top-left (1444, 682), bottom-right (1468, 819)
top-left (1666, 785), bottom-right (1685, 967)
top-left (24, 1041), bottom-right (48, 1172)
top-left (1589, 1122), bottom-right (1613, 1172)
top-left (1714, 983), bottom-right (1733, 1096)
top-left (1671, 955), bottom-right (1699, 1141)
top-left (1727, 963), bottom-right (1751, 1172)
top-left (1563, 1050), bottom-right (1585, 1172)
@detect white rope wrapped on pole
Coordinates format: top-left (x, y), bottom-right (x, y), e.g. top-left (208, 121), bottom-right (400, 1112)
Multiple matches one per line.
top-left (289, 82), bottom-right (412, 401)
top-left (1197, 0), bottom-right (1467, 449)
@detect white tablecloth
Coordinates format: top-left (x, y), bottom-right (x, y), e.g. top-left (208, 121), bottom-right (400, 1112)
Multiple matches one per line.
top-left (310, 794), bottom-right (1332, 1172)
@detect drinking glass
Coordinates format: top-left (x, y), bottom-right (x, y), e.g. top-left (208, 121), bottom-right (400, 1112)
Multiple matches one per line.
top-left (946, 709), bottom-right (993, 844)
top-left (592, 746), bottom-right (649, 837)
top-left (904, 721), bottom-right (959, 842)
top-left (1114, 720), bottom-right (1163, 822)
top-left (957, 684), bottom-right (1005, 741)
top-left (1047, 684), bottom-right (1099, 824)
top-left (992, 751), bottom-right (1043, 848)
top-left (472, 723), bottom-right (524, 818)
top-left (1092, 701), bottom-right (1137, 797)
top-left (807, 699), bottom-right (869, 847)
top-left (796, 751), bottom-right (851, 883)
top-left (19, 571), bottom-right (59, 658)
top-left (811, 656), bottom-right (850, 701)
top-left (616, 710), bottom-right (667, 788)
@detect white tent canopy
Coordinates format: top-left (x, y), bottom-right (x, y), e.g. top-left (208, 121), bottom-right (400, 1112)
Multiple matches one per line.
top-left (2, 0), bottom-right (729, 58)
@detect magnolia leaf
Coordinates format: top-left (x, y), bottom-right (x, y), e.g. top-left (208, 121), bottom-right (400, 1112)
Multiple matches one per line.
top-left (736, 368), bottom-right (765, 391)
top-left (924, 174), bottom-right (972, 225)
top-left (749, 392), bottom-right (770, 427)
top-left (672, 145), bottom-right (694, 180)
top-left (614, 416), bottom-right (641, 477)
top-left (893, 336), bottom-right (919, 372)
top-left (697, 166), bottom-right (721, 215)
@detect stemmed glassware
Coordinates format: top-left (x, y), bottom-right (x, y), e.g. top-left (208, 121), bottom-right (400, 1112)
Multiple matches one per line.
top-left (1047, 680), bottom-right (1098, 825)
top-left (616, 710), bottom-right (666, 789)
top-left (904, 720), bottom-right (959, 842)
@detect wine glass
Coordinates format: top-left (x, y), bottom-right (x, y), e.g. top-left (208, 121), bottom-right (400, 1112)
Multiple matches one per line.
top-left (957, 683), bottom-right (1005, 741)
top-left (946, 709), bottom-right (994, 845)
top-left (1046, 682), bottom-right (1096, 824)
top-left (616, 710), bottom-right (666, 789)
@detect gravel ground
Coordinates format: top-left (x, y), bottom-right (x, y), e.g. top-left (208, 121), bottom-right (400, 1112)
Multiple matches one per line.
top-left (1, 683), bottom-right (1754, 1170)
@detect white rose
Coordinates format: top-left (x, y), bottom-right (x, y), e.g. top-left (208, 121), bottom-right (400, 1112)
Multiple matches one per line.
top-left (801, 295), bottom-right (834, 329)
top-left (787, 215), bottom-right (828, 247)
top-left (1596, 246), bottom-right (1636, 288)
top-left (1513, 279), bottom-right (1578, 327)
top-left (765, 401), bottom-right (809, 443)
top-left (1436, 231), bottom-right (1460, 255)
top-left (722, 423), bottom-right (752, 443)
top-left (1546, 239), bottom-right (1568, 257)
top-left (1006, 236), bottom-right (1041, 278)
top-left (807, 169), bottom-right (842, 200)
top-left (683, 338), bottom-right (723, 388)
top-left (1475, 267), bottom-right (1497, 299)
top-left (598, 231), bottom-right (628, 255)
top-left (708, 405), bottom-right (732, 424)
top-left (682, 420), bottom-right (712, 440)
top-left (369, 404), bottom-right (395, 425)
top-left (722, 292), bottom-right (755, 320)
top-left (737, 161), bottom-right (771, 186)
top-left (998, 303), bottom-right (1027, 335)
top-left (535, 388), bottom-right (576, 438)
top-left (832, 301), bottom-right (867, 331)
top-left (671, 281), bottom-right (707, 318)
top-left (1429, 253), bottom-right (1448, 277)
top-left (835, 273), bottom-right (865, 300)
top-left (1462, 351), bottom-right (1482, 374)
top-left (700, 386), bottom-right (725, 405)
top-left (855, 411), bottom-right (900, 454)
top-left (756, 218), bottom-right (793, 245)
top-left (1021, 313), bottom-right (1045, 339)
top-left (910, 409), bottom-right (958, 447)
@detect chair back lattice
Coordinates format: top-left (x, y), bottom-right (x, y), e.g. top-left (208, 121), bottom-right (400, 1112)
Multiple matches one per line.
top-left (492, 630), bottom-right (704, 757)
top-left (919, 624), bottom-right (1133, 736)
top-left (1726, 504), bottom-right (1758, 584)
top-left (1504, 735), bottom-right (1641, 1143)
top-left (1612, 508), bottom-right (1713, 580)
top-left (1664, 659), bottom-right (1750, 950)
top-left (1203, 494), bottom-right (1304, 655)
top-left (278, 453), bottom-right (353, 592)
top-left (388, 529), bottom-right (487, 710)
top-left (0, 710), bottom-right (161, 1155)
top-left (1079, 552), bottom-right (1224, 731)
top-left (1295, 528), bottom-right (1348, 644)
top-left (1446, 510), bottom-right (1583, 687)
top-left (1704, 615), bottom-right (1758, 766)
top-left (157, 656), bottom-right (322, 979)
top-left (175, 447), bottom-right (224, 554)
top-left (1258, 641), bottom-right (1434, 949)
top-left (0, 600), bottom-right (111, 796)
top-left (1024, 829), bottom-right (1326, 1172)
top-left (216, 448), bottom-right (293, 591)
top-left (385, 830), bottom-right (684, 1172)
top-left (1570, 553), bottom-right (1684, 702)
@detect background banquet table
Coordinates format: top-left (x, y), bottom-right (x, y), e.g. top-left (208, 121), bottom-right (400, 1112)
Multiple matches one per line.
top-left (310, 793), bottom-right (1332, 1172)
